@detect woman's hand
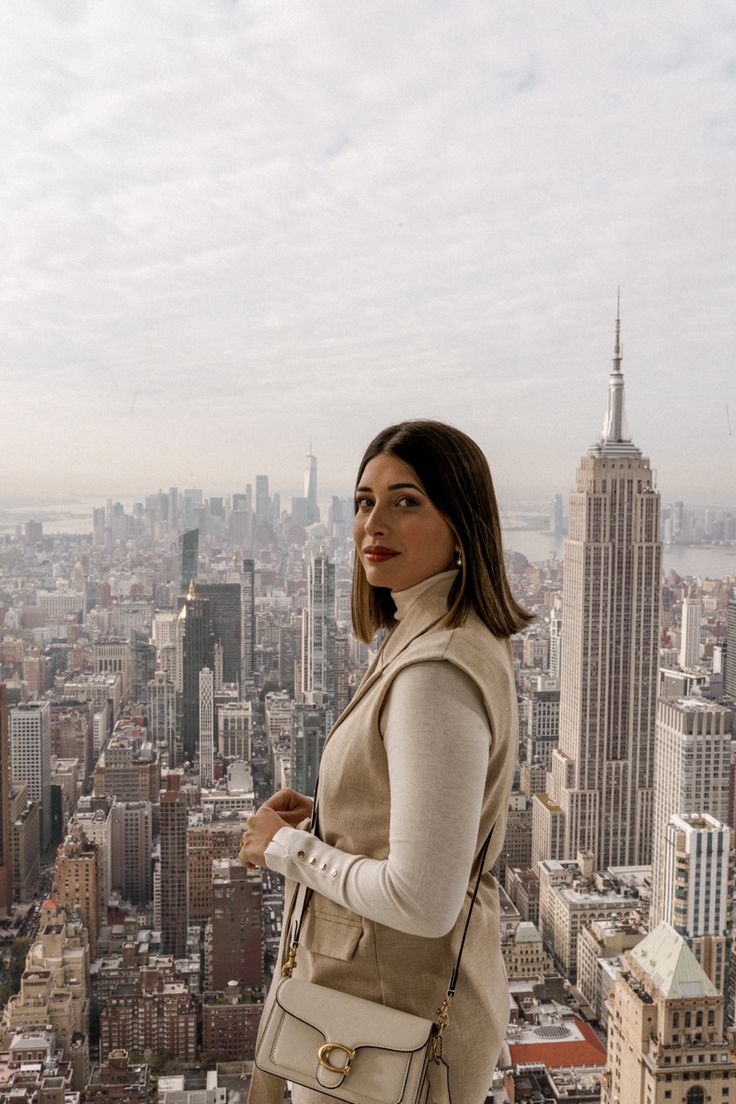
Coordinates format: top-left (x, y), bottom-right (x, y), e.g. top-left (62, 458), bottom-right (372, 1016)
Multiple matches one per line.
top-left (261, 787), bottom-right (314, 827)
top-left (239, 806), bottom-right (290, 868)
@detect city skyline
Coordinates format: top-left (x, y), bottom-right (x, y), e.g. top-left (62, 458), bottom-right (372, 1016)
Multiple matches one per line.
top-left (2, 3), bottom-right (735, 502)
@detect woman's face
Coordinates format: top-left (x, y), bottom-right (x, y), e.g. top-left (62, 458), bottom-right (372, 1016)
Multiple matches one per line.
top-left (353, 452), bottom-right (457, 593)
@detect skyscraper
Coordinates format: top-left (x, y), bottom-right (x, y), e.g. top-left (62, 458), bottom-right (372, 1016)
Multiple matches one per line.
top-left (255, 475), bottom-right (269, 524)
top-left (533, 308), bottom-right (661, 870)
top-left (147, 670), bottom-right (177, 765)
top-left (160, 772), bottom-right (188, 958)
top-left (660, 813), bottom-right (734, 998)
top-left (548, 603), bottom-right (562, 678)
top-left (0, 685), bottom-right (13, 912)
top-left (679, 589), bottom-right (702, 670)
top-left (550, 493), bottom-right (564, 537)
top-left (178, 586), bottom-right (215, 763)
top-left (208, 859), bottom-right (264, 990)
top-left (300, 554), bottom-right (335, 712)
top-left (193, 583), bottom-right (242, 686)
top-left (291, 705), bottom-right (327, 798)
top-left (52, 824), bottom-right (103, 956)
top-left (254, 475), bottom-right (272, 551)
top-left (199, 667), bottom-right (214, 788)
top-left (10, 701), bottom-right (52, 851)
top-left (217, 701), bottom-right (252, 760)
top-left (651, 697), bottom-right (732, 927)
top-left (110, 800), bottom-right (153, 906)
top-left (303, 448), bottom-right (320, 524)
top-left (179, 528), bottom-right (199, 591)
top-left (241, 559), bottom-right (255, 689)
top-left (725, 598), bottom-right (736, 699)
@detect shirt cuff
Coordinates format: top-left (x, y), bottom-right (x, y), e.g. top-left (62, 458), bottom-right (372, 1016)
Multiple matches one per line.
top-left (264, 826), bottom-right (357, 898)
top-left (264, 825), bottom-right (299, 871)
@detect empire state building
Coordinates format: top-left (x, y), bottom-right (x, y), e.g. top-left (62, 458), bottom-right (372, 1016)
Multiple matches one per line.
top-left (532, 310), bottom-right (661, 870)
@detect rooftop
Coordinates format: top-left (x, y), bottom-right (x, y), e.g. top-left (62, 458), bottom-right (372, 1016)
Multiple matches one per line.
top-left (629, 923), bottom-right (719, 999)
top-left (507, 1013), bottom-right (606, 1068)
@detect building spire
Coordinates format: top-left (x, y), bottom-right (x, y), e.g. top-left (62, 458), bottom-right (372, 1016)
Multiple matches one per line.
top-left (603, 291), bottom-right (625, 443)
top-left (614, 286), bottom-right (622, 366)
top-left (590, 292), bottom-right (641, 459)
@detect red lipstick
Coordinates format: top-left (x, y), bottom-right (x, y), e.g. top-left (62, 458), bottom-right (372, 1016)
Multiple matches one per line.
top-left (363, 545), bottom-right (399, 562)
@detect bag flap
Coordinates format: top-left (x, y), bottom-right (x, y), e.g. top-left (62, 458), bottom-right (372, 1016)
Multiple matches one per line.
top-left (275, 977), bottom-right (434, 1053)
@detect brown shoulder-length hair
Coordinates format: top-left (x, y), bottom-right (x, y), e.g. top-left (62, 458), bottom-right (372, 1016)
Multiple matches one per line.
top-left (351, 420), bottom-right (532, 643)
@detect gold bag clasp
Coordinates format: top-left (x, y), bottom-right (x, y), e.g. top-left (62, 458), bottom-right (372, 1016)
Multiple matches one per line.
top-left (318, 1042), bottom-right (356, 1077)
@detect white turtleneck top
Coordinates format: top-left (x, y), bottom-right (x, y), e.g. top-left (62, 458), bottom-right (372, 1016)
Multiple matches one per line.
top-left (264, 571), bottom-right (491, 938)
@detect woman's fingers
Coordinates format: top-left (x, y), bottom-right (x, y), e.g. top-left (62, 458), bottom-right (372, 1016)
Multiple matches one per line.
top-left (261, 788), bottom-right (313, 822)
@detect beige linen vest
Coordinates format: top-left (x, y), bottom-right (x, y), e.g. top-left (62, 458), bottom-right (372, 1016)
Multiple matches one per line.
top-left (251, 575), bottom-right (518, 1104)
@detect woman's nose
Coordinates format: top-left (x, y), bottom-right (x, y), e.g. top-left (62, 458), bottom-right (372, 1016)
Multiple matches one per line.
top-left (364, 504), bottom-right (387, 536)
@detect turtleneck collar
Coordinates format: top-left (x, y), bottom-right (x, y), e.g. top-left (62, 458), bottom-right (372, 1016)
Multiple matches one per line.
top-left (391, 569), bottom-right (459, 621)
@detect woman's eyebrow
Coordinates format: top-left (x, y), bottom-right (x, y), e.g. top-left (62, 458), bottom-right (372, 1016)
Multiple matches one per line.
top-left (355, 482), bottom-right (425, 493)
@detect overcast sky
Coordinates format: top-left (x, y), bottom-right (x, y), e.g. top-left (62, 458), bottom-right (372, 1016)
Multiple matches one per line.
top-left (2, 1), bottom-right (735, 506)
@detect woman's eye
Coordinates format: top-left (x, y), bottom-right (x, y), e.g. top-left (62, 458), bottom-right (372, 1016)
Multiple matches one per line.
top-left (396, 496), bottom-right (419, 507)
top-left (355, 497), bottom-right (373, 510)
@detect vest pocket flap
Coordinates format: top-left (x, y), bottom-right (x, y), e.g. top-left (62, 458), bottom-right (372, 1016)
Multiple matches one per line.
top-left (275, 977), bottom-right (434, 1053)
top-left (301, 909), bottom-right (362, 961)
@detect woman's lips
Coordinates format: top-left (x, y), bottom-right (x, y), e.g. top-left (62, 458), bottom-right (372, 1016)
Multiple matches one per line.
top-left (363, 547), bottom-right (399, 562)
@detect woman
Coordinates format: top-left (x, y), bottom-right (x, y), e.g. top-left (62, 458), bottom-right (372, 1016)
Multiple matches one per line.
top-left (241, 420), bottom-right (530, 1103)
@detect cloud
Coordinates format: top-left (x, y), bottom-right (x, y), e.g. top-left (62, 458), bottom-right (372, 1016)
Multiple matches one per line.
top-left (0, 0), bottom-right (734, 501)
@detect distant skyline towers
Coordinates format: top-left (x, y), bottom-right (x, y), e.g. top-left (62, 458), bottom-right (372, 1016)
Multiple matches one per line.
top-left (168, 486), bottom-right (178, 531)
top-left (230, 490), bottom-right (252, 550)
top-left (10, 700), bottom-right (52, 852)
top-left (180, 528), bottom-right (199, 591)
top-left (199, 668), bottom-right (214, 789)
top-left (291, 449), bottom-right (320, 527)
top-left (533, 306), bottom-right (661, 870)
top-left (305, 449), bottom-right (317, 505)
top-left (304, 448), bottom-right (320, 524)
top-left (679, 589), bottom-right (702, 670)
top-left (159, 772), bottom-right (188, 958)
top-left (255, 474), bottom-right (272, 550)
top-left (93, 506), bottom-right (106, 546)
top-left (0, 685), bottom-right (12, 912)
top-left (255, 475), bottom-right (269, 524)
top-left (301, 554), bottom-right (336, 712)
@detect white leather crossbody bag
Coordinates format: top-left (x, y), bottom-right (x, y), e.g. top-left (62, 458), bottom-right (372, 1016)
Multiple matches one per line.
top-left (255, 811), bottom-right (495, 1104)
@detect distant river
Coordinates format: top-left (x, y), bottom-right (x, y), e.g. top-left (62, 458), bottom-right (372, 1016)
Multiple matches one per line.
top-left (502, 528), bottom-right (736, 580)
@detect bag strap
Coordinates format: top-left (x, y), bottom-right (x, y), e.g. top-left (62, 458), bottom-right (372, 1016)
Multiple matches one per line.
top-left (281, 777), bottom-right (495, 1055)
top-left (430, 821), bottom-right (494, 1059)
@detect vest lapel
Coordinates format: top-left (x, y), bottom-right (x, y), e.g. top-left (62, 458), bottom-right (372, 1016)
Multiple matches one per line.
top-left (323, 575), bottom-right (454, 747)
